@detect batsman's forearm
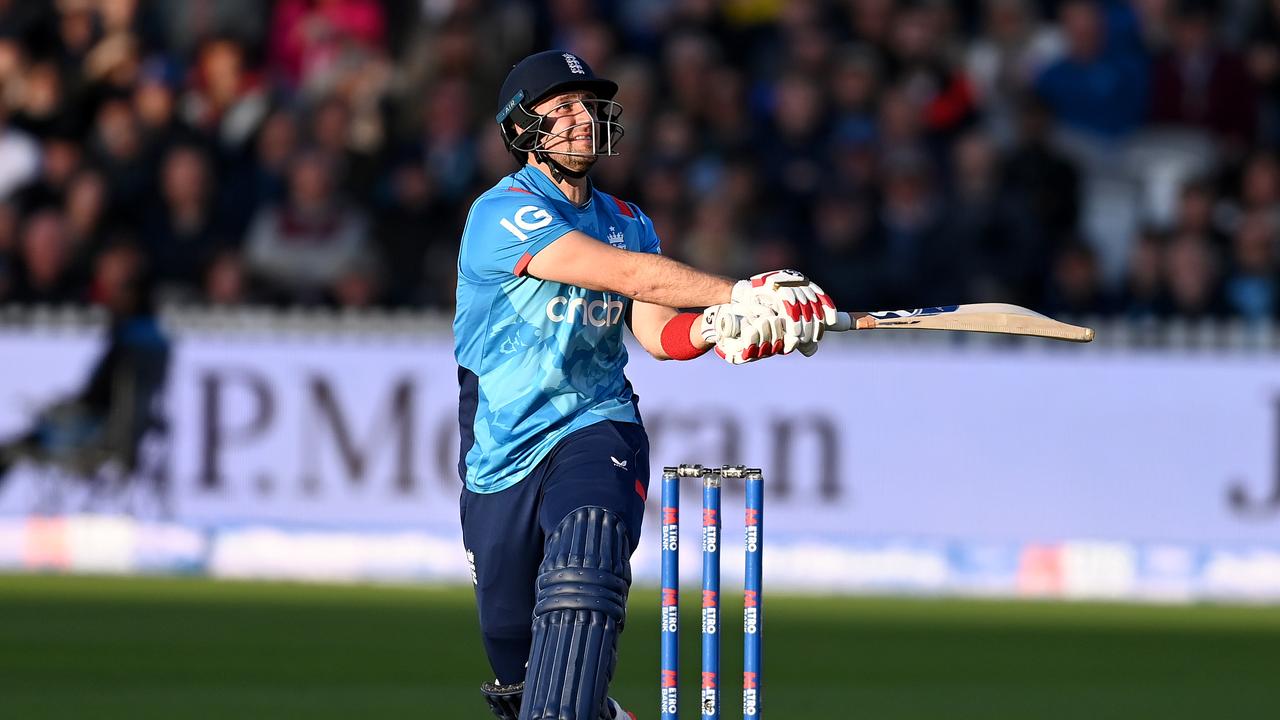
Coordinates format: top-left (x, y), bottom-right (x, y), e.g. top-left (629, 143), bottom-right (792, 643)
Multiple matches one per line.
top-left (615, 252), bottom-right (734, 308)
top-left (690, 317), bottom-right (712, 351)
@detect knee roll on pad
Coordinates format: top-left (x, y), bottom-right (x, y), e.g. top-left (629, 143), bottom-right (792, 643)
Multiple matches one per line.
top-left (481, 680), bottom-right (523, 720)
top-left (520, 506), bottom-right (633, 720)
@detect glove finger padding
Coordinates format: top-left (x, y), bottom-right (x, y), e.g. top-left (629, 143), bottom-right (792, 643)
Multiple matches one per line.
top-left (734, 270), bottom-right (834, 353)
top-left (812, 281), bottom-right (839, 327)
top-left (757, 309), bottom-right (776, 358)
top-left (714, 305), bottom-right (779, 364)
top-left (768, 313), bottom-right (786, 356)
top-left (798, 284), bottom-right (819, 343)
top-left (714, 323), bottom-right (757, 364)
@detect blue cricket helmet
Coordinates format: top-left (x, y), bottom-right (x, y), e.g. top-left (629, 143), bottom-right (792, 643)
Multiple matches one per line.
top-left (496, 50), bottom-right (624, 164)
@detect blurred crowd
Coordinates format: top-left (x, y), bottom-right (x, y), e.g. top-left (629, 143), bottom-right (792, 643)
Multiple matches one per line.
top-left (0, 0), bottom-right (1279, 321)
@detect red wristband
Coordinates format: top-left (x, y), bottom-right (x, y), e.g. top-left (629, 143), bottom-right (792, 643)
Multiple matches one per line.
top-left (659, 312), bottom-right (707, 361)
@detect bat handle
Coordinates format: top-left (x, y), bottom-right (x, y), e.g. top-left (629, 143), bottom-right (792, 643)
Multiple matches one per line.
top-left (717, 310), bottom-right (855, 339)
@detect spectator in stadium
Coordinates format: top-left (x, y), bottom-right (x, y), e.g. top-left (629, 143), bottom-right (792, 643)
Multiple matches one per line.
top-left (763, 71), bottom-right (830, 226)
top-left (1149, 0), bottom-right (1257, 153)
top-left (268, 0), bottom-right (386, 90)
top-left (372, 158), bottom-right (441, 307)
top-left (243, 148), bottom-right (371, 304)
top-left (1118, 225), bottom-right (1169, 320)
top-left (410, 77), bottom-right (479, 202)
top-left (829, 45), bottom-right (881, 154)
top-left (874, 148), bottom-right (950, 306)
top-left (1042, 239), bottom-right (1112, 316)
top-left (1236, 150), bottom-right (1280, 228)
top-left (886, 0), bottom-right (980, 146)
top-left (1173, 177), bottom-right (1228, 246)
top-left (1035, 0), bottom-right (1149, 141)
top-left (132, 57), bottom-right (191, 156)
top-left (308, 94), bottom-right (380, 200)
top-left (141, 143), bottom-right (224, 299)
top-left (80, 21), bottom-right (145, 99)
top-left (1003, 97), bottom-right (1082, 242)
top-left (846, 0), bottom-right (896, 63)
top-left (808, 188), bottom-right (880, 310)
top-left (203, 249), bottom-right (250, 306)
top-left (13, 130), bottom-right (83, 212)
top-left (946, 130), bottom-right (1045, 305)
top-left (62, 168), bottom-right (110, 256)
top-left (1164, 229), bottom-right (1226, 317)
top-left (681, 196), bottom-right (748, 278)
top-left (877, 81), bottom-right (931, 168)
top-left (0, 0), bottom-right (1277, 325)
top-left (1223, 212), bottom-right (1278, 321)
top-left (330, 253), bottom-right (381, 309)
top-left (217, 107), bottom-right (299, 238)
top-left (89, 97), bottom-right (149, 223)
top-left (1246, 0), bottom-right (1280, 145)
top-left (0, 200), bottom-right (17, 301)
top-left (10, 208), bottom-right (78, 304)
top-left (151, 0), bottom-right (268, 59)
top-left (9, 58), bottom-right (69, 138)
top-left (0, 104), bottom-right (40, 201)
top-left (61, 167), bottom-right (109, 285)
top-left (55, 1), bottom-right (102, 74)
top-left (966, 0), bottom-right (1062, 147)
top-left (181, 36), bottom-right (270, 149)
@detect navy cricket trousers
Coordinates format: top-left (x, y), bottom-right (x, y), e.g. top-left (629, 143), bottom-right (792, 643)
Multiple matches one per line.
top-left (460, 419), bottom-right (651, 685)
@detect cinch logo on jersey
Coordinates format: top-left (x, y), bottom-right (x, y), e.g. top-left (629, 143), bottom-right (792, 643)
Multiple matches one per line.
top-left (545, 294), bottom-right (625, 326)
top-left (499, 205), bottom-right (554, 241)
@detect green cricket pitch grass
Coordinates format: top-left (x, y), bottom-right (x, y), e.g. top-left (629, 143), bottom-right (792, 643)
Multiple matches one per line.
top-left (2, 574), bottom-right (1279, 719)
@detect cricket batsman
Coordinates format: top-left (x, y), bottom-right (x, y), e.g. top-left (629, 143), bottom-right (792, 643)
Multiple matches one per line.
top-left (455, 50), bottom-right (838, 719)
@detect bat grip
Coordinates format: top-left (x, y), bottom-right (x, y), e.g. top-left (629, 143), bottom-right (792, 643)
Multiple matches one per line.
top-left (717, 310), bottom-right (854, 338)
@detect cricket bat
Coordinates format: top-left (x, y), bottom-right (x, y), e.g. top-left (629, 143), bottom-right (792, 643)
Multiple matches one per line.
top-left (720, 303), bottom-right (1095, 343)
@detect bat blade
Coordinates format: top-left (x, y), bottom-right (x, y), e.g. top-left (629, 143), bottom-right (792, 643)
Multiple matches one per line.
top-left (843, 303), bottom-right (1094, 342)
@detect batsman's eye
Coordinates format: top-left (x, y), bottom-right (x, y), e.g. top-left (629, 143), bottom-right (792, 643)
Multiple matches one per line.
top-left (548, 101), bottom-right (581, 117)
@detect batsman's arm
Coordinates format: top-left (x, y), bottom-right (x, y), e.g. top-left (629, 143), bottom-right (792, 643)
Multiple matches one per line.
top-left (525, 230), bottom-right (734, 308)
top-left (627, 300), bottom-right (714, 360)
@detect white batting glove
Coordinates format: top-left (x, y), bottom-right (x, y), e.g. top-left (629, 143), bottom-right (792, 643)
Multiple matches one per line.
top-left (731, 270), bottom-right (838, 355)
top-left (701, 303), bottom-right (785, 364)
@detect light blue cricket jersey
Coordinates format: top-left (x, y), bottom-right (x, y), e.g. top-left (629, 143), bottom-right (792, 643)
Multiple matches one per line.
top-left (454, 164), bottom-right (661, 493)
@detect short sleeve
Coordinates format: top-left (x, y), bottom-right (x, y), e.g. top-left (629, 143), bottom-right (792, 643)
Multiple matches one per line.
top-left (632, 204), bottom-right (662, 255)
top-left (460, 191), bottom-right (576, 281)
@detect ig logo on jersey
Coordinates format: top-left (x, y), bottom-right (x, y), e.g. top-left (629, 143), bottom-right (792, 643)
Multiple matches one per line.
top-left (499, 205), bottom-right (553, 241)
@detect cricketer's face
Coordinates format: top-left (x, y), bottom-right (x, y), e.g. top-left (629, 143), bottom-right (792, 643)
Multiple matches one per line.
top-left (528, 90), bottom-right (599, 174)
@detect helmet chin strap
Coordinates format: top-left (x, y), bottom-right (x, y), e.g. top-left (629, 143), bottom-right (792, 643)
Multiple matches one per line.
top-left (534, 148), bottom-right (589, 182)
